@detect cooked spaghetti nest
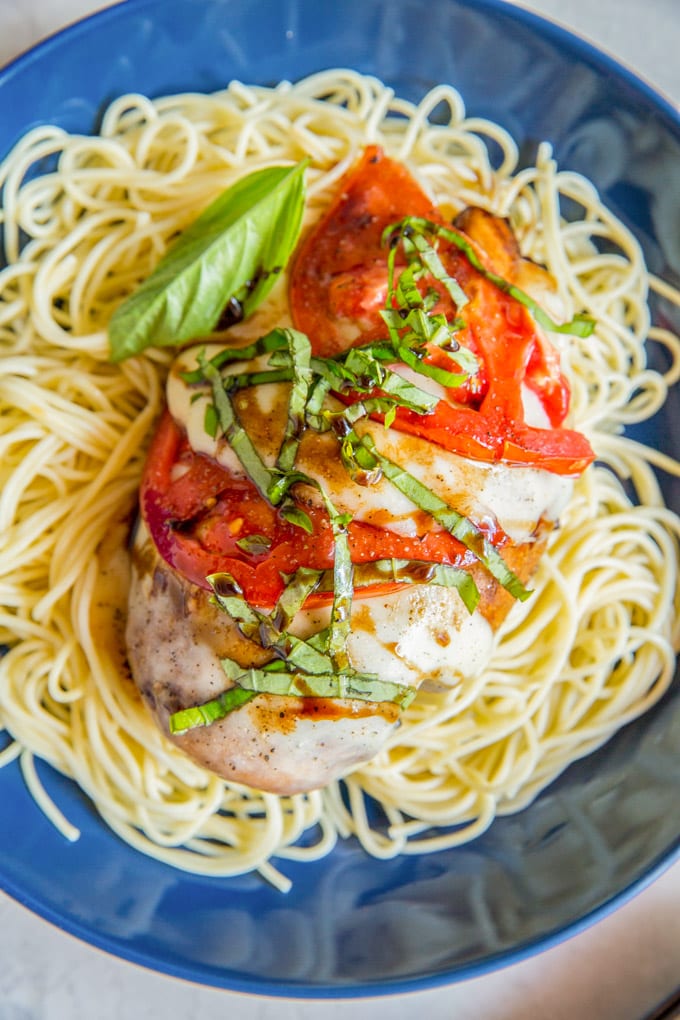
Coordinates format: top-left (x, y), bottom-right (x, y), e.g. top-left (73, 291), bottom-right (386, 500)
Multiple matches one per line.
top-left (1, 69), bottom-right (679, 890)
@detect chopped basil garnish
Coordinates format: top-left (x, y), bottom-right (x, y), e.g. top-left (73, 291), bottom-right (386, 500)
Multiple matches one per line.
top-left (199, 349), bottom-right (277, 501)
top-left (275, 567), bottom-right (325, 629)
top-left (210, 571), bottom-right (334, 676)
top-left (349, 433), bottom-right (530, 601)
top-left (311, 557), bottom-right (481, 612)
top-left (321, 494), bottom-right (354, 671)
top-left (222, 663), bottom-right (415, 707)
top-left (388, 216), bottom-right (596, 338)
top-left (371, 558), bottom-right (480, 613)
top-left (271, 328), bottom-right (314, 477)
top-left (378, 221), bottom-right (479, 389)
top-left (169, 686), bottom-right (256, 733)
top-left (168, 661), bottom-right (415, 734)
top-left (168, 560), bottom-right (416, 734)
top-left (180, 329), bottom-right (289, 384)
top-left (158, 190), bottom-right (589, 734)
top-left (235, 533), bottom-right (271, 555)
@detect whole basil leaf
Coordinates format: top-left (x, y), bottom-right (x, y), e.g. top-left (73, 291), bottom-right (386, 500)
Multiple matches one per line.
top-left (108, 160), bottom-right (308, 361)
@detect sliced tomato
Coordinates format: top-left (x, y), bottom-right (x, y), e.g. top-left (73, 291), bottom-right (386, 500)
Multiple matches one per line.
top-left (140, 412), bottom-right (488, 608)
top-left (289, 145), bottom-right (594, 475)
top-left (290, 145), bottom-right (439, 357)
top-left (141, 147), bottom-right (594, 604)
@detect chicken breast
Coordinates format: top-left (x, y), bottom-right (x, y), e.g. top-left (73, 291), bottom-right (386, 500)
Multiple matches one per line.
top-left (125, 374), bottom-right (565, 793)
top-left (124, 182), bottom-right (587, 795)
top-left (126, 520), bottom-right (498, 794)
top-left (126, 528), bottom-right (398, 795)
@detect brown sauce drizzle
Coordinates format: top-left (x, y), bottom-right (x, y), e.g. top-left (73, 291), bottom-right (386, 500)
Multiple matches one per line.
top-left (251, 696), bottom-right (400, 734)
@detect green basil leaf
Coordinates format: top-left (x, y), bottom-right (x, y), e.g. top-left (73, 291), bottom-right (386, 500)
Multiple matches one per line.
top-left (168, 686), bottom-right (255, 734)
top-left (168, 660), bottom-right (416, 733)
top-left (320, 492), bottom-right (354, 671)
top-left (368, 557), bottom-right (480, 613)
top-left (355, 432), bottom-right (531, 603)
top-left (221, 366), bottom-right (294, 391)
top-left (275, 567), bottom-right (324, 628)
top-left (108, 161), bottom-right (308, 361)
top-left (208, 572), bottom-right (334, 675)
top-left (394, 260), bottom-right (427, 310)
top-left (395, 342), bottom-right (471, 389)
top-left (235, 533), bottom-right (271, 555)
top-left (397, 216), bottom-right (596, 338)
top-left (406, 229), bottom-right (469, 309)
top-left (273, 328), bottom-right (314, 475)
top-left (180, 329), bottom-right (289, 384)
top-left (199, 350), bottom-right (277, 500)
top-left (224, 662), bottom-right (416, 709)
top-left (280, 504), bottom-right (314, 533)
top-left (204, 401), bottom-right (218, 438)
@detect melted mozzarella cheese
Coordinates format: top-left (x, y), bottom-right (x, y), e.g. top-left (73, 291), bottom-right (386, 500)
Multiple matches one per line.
top-left (347, 361), bottom-right (553, 431)
top-left (168, 344), bottom-right (574, 544)
top-left (126, 530), bottom-right (400, 794)
top-left (132, 333), bottom-right (568, 793)
top-left (127, 526), bottom-right (491, 794)
top-left (291, 583), bottom-right (494, 689)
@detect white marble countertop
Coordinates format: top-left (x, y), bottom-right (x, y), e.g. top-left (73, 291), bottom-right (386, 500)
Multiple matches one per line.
top-left (1, 2), bottom-right (679, 1018)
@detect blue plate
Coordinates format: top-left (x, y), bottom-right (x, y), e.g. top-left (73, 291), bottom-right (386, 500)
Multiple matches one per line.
top-left (1, 0), bottom-right (679, 999)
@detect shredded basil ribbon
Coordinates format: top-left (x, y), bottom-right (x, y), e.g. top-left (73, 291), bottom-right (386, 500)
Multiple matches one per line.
top-left (199, 349), bottom-right (276, 500)
top-left (321, 494), bottom-right (353, 671)
top-left (271, 329), bottom-right (314, 476)
top-left (168, 207), bottom-right (574, 733)
top-left (388, 216), bottom-right (596, 338)
top-left (198, 337), bottom-right (315, 532)
top-left (313, 557), bottom-right (480, 612)
top-left (169, 664), bottom-right (415, 735)
top-left (346, 431), bottom-right (530, 602)
top-left (209, 571), bottom-right (333, 674)
top-left (220, 661), bottom-right (415, 707)
top-left (235, 533), bottom-right (271, 555)
top-left (181, 329), bottom-right (289, 384)
top-left (169, 686), bottom-right (256, 733)
top-left (168, 555), bottom-right (416, 734)
top-left (378, 219), bottom-right (479, 391)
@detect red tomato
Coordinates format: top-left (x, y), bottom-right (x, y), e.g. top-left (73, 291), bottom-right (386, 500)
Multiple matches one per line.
top-left (140, 147), bottom-right (595, 604)
top-left (290, 146), bottom-right (439, 355)
top-left (289, 145), bottom-right (594, 475)
top-left (140, 412), bottom-right (496, 608)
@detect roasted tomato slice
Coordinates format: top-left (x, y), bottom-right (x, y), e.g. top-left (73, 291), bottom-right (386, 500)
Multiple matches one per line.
top-left (139, 146), bottom-right (594, 606)
top-left (140, 412), bottom-right (488, 608)
top-left (289, 145), bottom-right (594, 475)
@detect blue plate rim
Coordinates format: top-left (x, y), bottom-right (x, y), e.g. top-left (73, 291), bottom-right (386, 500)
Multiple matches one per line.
top-left (1, 0), bottom-right (680, 128)
top-left (2, 832), bottom-right (679, 998)
top-left (1, 0), bottom-right (679, 1000)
